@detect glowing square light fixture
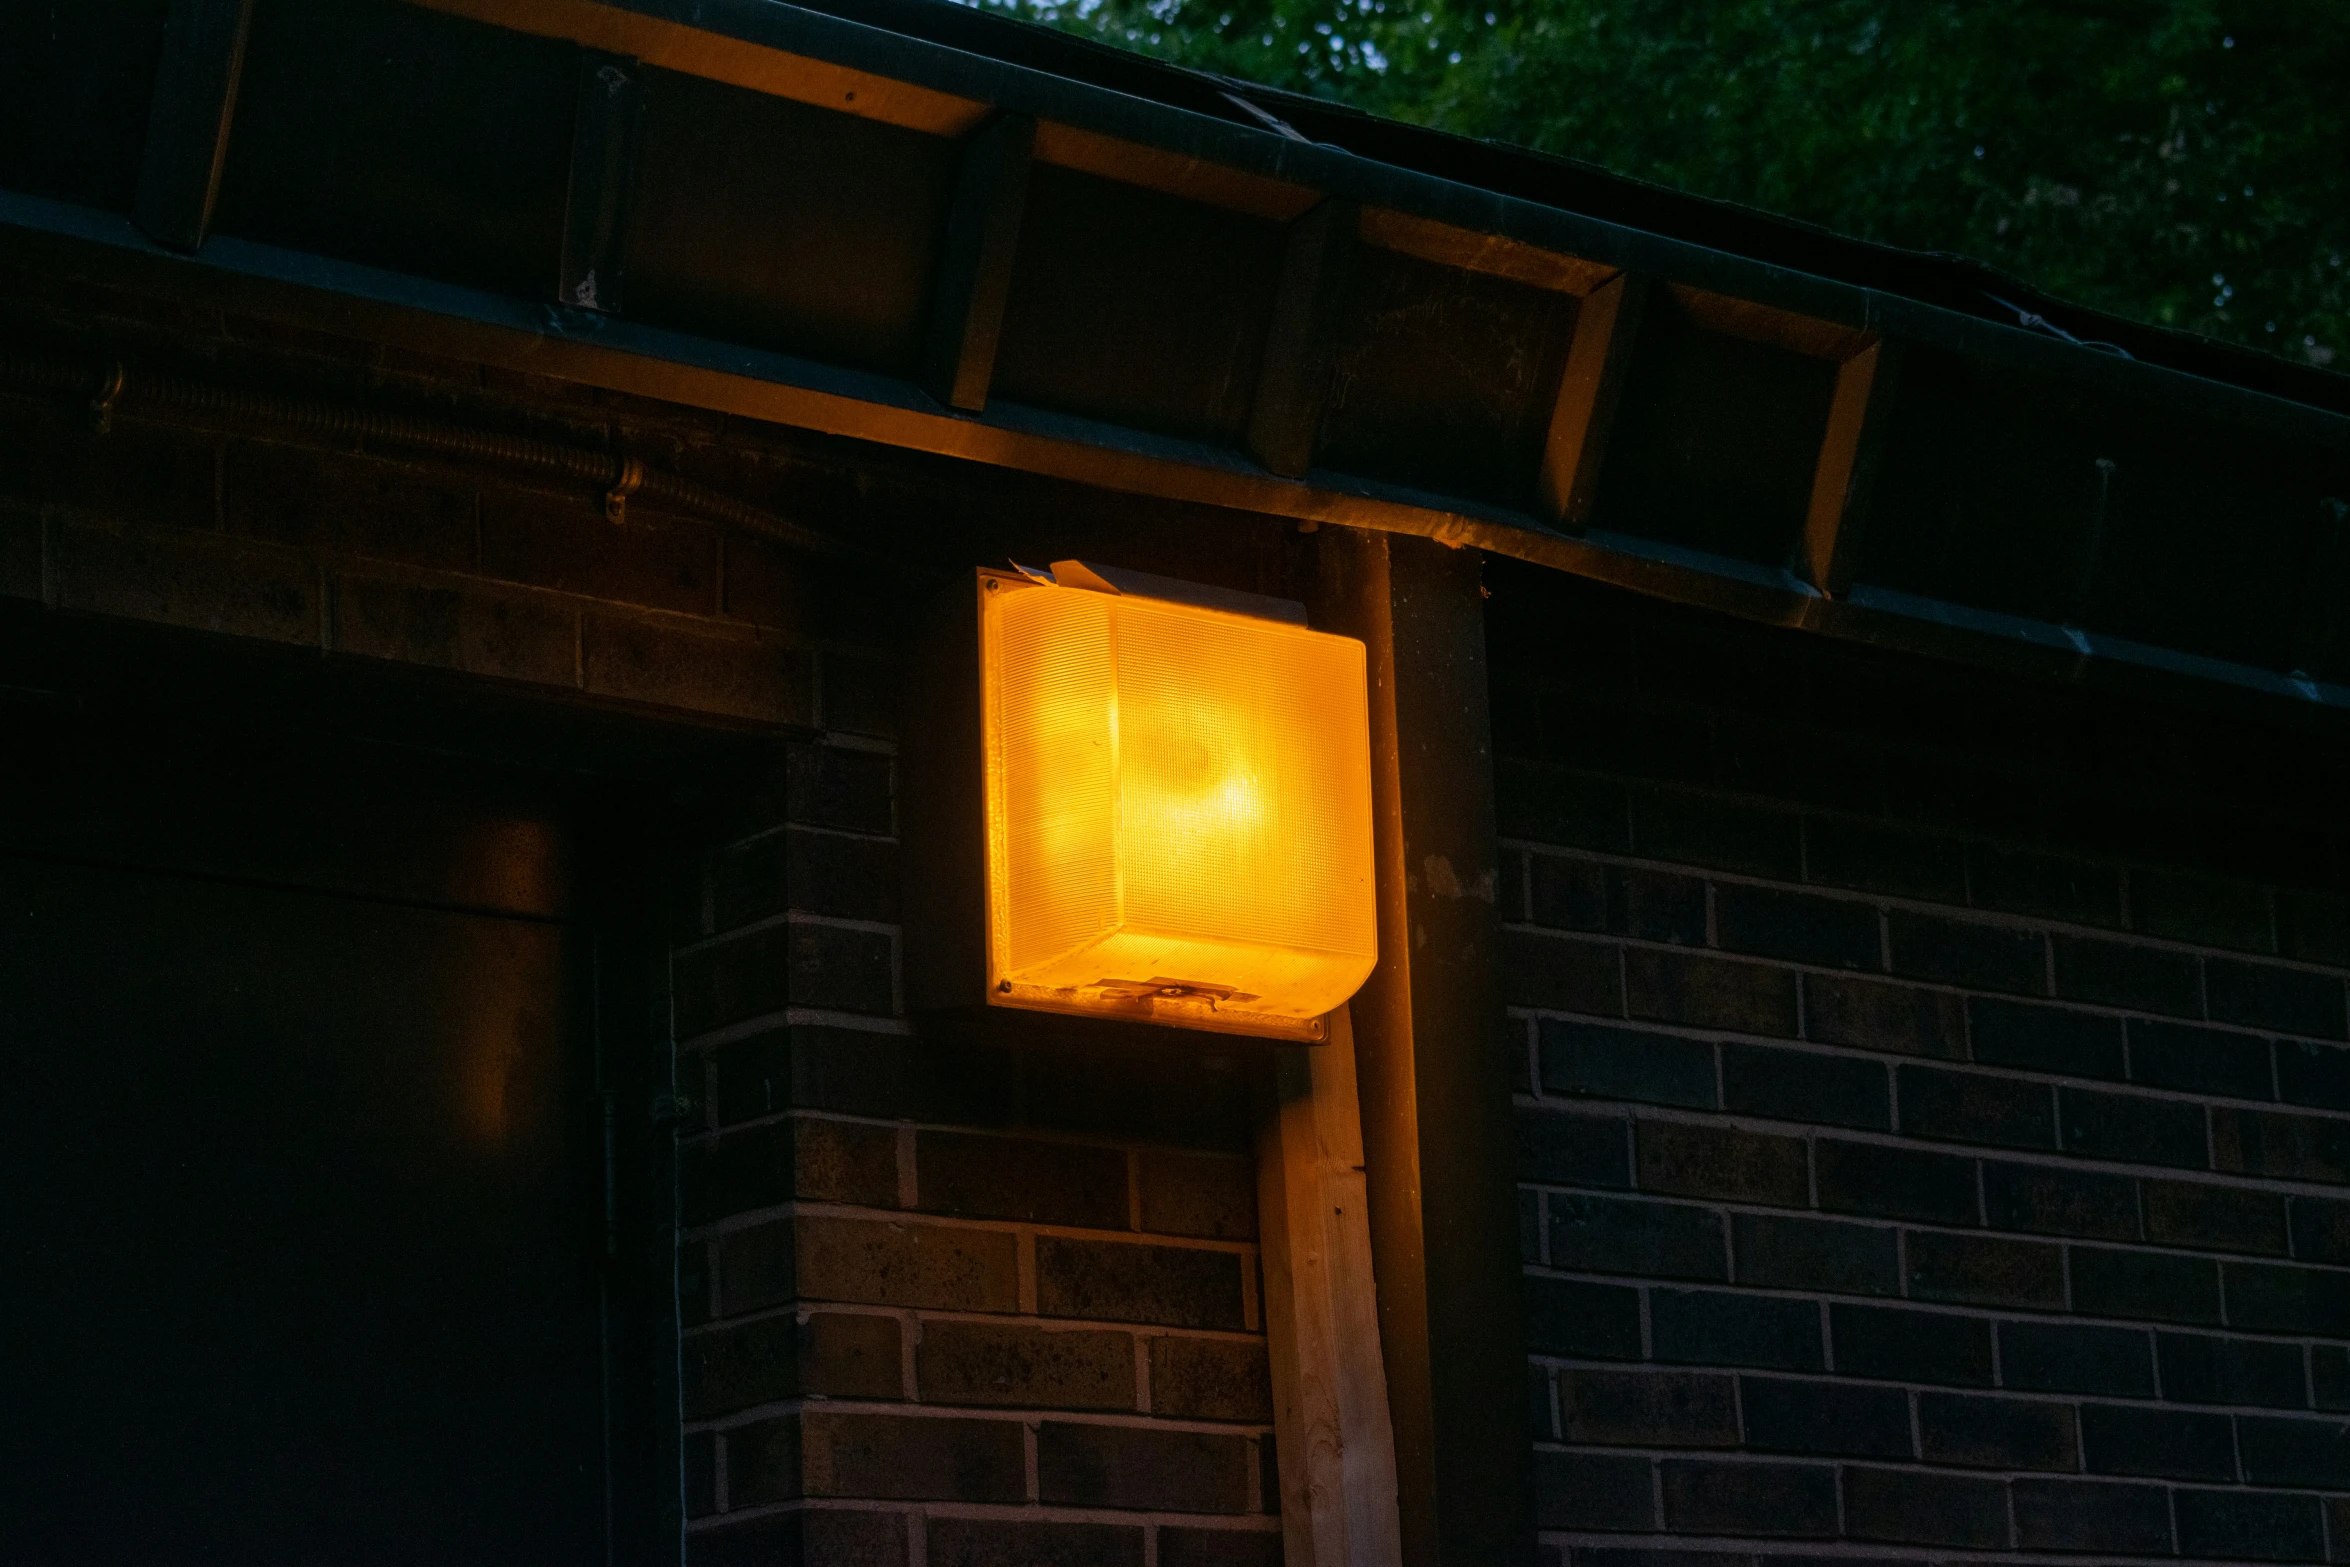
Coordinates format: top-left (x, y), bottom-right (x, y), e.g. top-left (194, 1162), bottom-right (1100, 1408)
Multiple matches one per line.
top-left (910, 561), bottom-right (1377, 1043)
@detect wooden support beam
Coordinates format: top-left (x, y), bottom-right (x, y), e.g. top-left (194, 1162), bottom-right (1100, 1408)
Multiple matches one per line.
top-left (1798, 339), bottom-right (1904, 596)
top-left (2290, 495), bottom-right (2350, 678)
top-left (920, 113), bottom-right (1035, 413)
top-left (1247, 198), bottom-right (1357, 479)
top-left (1311, 528), bottom-right (1533, 1566)
top-left (1357, 207), bottom-right (1612, 296)
top-left (558, 50), bottom-right (647, 314)
top-left (1537, 270), bottom-right (1646, 527)
top-left (132, 0), bottom-right (256, 253)
top-left (1257, 1006), bottom-right (1405, 1567)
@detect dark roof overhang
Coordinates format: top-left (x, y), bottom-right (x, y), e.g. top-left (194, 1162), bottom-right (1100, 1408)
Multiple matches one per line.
top-left (3, 0), bottom-right (2345, 718)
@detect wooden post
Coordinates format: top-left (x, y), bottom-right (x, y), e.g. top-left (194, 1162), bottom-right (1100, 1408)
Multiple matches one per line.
top-left (1537, 270), bottom-right (1646, 527)
top-left (920, 113), bottom-right (1035, 412)
top-left (132, 0), bottom-right (257, 253)
top-left (1310, 528), bottom-right (1534, 1566)
top-left (1798, 338), bottom-right (1904, 596)
top-left (1257, 1006), bottom-right (1405, 1567)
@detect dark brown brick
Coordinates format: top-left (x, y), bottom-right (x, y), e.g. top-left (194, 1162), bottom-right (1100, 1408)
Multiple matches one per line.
top-left (2001, 1320), bottom-right (2156, 1397)
top-left (683, 1313), bottom-right (798, 1418)
top-left (1841, 1465), bottom-right (2008, 1548)
top-left (918, 1132), bottom-right (1128, 1229)
top-left (1559, 1369), bottom-right (1737, 1447)
top-left (2240, 1414), bottom-right (2350, 1489)
top-left (1626, 949), bottom-right (1798, 1037)
top-left (1918, 1392), bottom-right (2078, 1471)
top-left (1138, 1151), bottom-right (1256, 1241)
top-left (1150, 1336), bottom-right (1273, 1422)
top-left (724, 1415), bottom-right (802, 1506)
top-left (2214, 1106), bottom-right (2350, 1183)
top-left (684, 1432), bottom-right (716, 1520)
top-left (1887, 911), bottom-right (2046, 995)
top-left (796, 1116), bottom-right (900, 1208)
top-left (2280, 891), bottom-right (2350, 968)
top-left (2226, 1262), bottom-right (2350, 1336)
top-left (1518, 1106), bottom-right (1632, 1189)
top-left (1036, 1420), bottom-right (1250, 1513)
top-left (2294, 1195), bottom-right (2350, 1263)
top-left (918, 1320), bottom-right (1132, 1410)
top-left (2012, 1478), bottom-right (2173, 1554)
top-left (1712, 884), bottom-right (1880, 969)
top-left (2134, 867), bottom-right (2272, 952)
top-left (801, 1411), bottom-right (1025, 1501)
top-left (1533, 1450), bottom-right (1656, 1531)
top-left (785, 741), bottom-right (894, 834)
top-left (926, 1517), bottom-right (1143, 1567)
top-left (581, 612), bottom-right (809, 723)
top-left (2158, 1331), bottom-right (2310, 1410)
top-left (2143, 1177), bottom-right (2289, 1255)
top-left (675, 920), bottom-right (896, 1033)
top-left (2071, 1245), bottom-right (2222, 1324)
top-left (2060, 1086), bottom-right (2210, 1169)
top-left (1981, 1160), bottom-right (2140, 1241)
top-left (1036, 1237), bottom-right (1245, 1329)
top-left (1529, 856), bottom-right (1708, 946)
top-left (780, 827), bottom-right (898, 923)
top-left (2130, 1017), bottom-right (2276, 1100)
top-left (794, 1216), bottom-right (1020, 1311)
top-left (2279, 1041), bottom-right (2350, 1112)
top-left (2210, 958), bottom-right (2350, 1041)
top-left (1830, 1303), bottom-right (1993, 1386)
top-left (1525, 1276), bottom-right (1643, 1360)
top-left (1815, 1139), bottom-right (1978, 1225)
top-left (714, 1220), bottom-right (793, 1315)
top-left (1153, 1528), bottom-right (1278, 1567)
top-left (1722, 1042), bottom-right (1889, 1129)
top-left (1539, 1020), bottom-right (1715, 1109)
top-left (1629, 788), bottom-right (1801, 879)
top-left (1968, 996), bottom-right (2126, 1079)
top-left (2081, 1401), bottom-right (2237, 1480)
top-left (55, 518), bottom-right (318, 645)
top-left (1658, 1458), bottom-right (1837, 1536)
top-left (1494, 760), bottom-right (1629, 852)
top-left (2175, 1488), bottom-right (2325, 1562)
top-left (1650, 1289), bottom-right (1822, 1372)
top-left (1731, 1213), bottom-right (1899, 1296)
top-left (224, 447), bottom-right (474, 570)
top-left (1738, 1375), bottom-right (1910, 1457)
top-left (1905, 1230), bottom-right (2064, 1308)
top-left (803, 1311), bottom-right (906, 1399)
top-left (1804, 973), bottom-right (1965, 1059)
top-left (1804, 816), bottom-right (1967, 902)
top-left (1500, 929), bottom-right (1624, 1014)
top-left (1549, 1193), bottom-right (1726, 1280)
top-left (1969, 843), bottom-right (2123, 927)
top-left (335, 576), bottom-right (576, 686)
top-left (478, 491), bottom-right (715, 614)
top-left (2053, 934), bottom-right (2202, 1018)
top-left (1897, 1063), bottom-right (2055, 1148)
top-left (1635, 1118), bottom-right (1808, 1206)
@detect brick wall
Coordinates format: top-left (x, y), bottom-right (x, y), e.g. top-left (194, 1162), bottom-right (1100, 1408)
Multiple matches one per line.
top-left (1491, 562), bottom-right (2350, 1565)
top-left (669, 738), bottom-right (1283, 1566)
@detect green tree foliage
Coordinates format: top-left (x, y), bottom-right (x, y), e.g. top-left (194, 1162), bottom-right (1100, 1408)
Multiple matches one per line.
top-left (979, 0), bottom-right (2347, 367)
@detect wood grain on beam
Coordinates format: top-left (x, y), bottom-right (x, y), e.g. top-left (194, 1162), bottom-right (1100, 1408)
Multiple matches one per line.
top-left (1312, 528), bottom-right (1533, 1566)
top-left (1358, 206), bottom-right (1613, 297)
top-left (1246, 197), bottom-right (1356, 477)
top-left (1256, 1007), bottom-right (1405, 1567)
top-left (557, 49), bottom-right (647, 313)
top-left (921, 113), bottom-right (1036, 412)
top-left (406, 0), bottom-right (990, 136)
top-left (1537, 270), bottom-right (1647, 526)
top-left (1030, 120), bottom-right (1320, 222)
top-left (1799, 339), bottom-right (1903, 596)
top-left (132, 0), bottom-right (256, 253)
top-left (1672, 282), bottom-right (1871, 361)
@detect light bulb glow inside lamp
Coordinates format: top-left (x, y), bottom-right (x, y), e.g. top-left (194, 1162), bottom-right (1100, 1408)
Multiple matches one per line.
top-left (974, 564), bottom-right (1376, 1042)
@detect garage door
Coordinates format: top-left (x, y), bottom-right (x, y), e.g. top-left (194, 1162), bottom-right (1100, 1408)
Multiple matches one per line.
top-left (0, 715), bottom-right (630, 1563)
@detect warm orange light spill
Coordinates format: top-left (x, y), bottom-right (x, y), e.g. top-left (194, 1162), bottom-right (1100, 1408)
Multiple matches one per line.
top-left (981, 573), bottom-right (1376, 1040)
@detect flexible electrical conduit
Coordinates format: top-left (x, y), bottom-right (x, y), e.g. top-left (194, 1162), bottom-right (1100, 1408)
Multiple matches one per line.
top-left (0, 347), bottom-right (863, 563)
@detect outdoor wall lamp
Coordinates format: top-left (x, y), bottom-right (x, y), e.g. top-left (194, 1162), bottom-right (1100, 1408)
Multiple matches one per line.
top-left (904, 562), bottom-right (1376, 1043)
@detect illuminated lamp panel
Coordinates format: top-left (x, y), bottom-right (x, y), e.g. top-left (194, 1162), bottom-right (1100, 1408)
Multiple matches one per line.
top-left (979, 571), bottom-right (1376, 1042)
